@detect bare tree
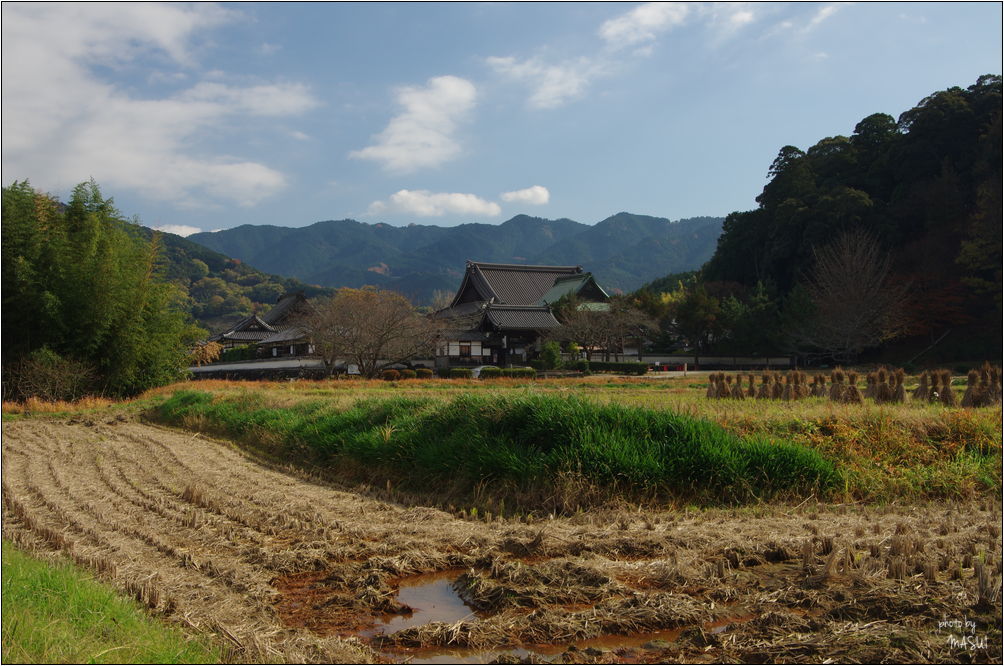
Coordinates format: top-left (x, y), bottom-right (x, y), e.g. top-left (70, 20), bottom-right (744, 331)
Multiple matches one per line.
top-left (552, 297), bottom-right (656, 361)
top-left (430, 289), bottom-right (454, 312)
top-left (551, 307), bottom-right (608, 361)
top-left (794, 229), bottom-right (909, 362)
top-left (307, 287), bottom-right (437, 378)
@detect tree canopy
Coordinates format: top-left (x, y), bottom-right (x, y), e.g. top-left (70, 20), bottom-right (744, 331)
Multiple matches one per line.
top-left (639, 75), bottom-right (1001, 361)
top-left (2, 180), bottom-right (204, 398)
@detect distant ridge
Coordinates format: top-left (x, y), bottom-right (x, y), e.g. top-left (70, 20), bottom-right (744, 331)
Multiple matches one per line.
top-left (187, 213), bottom-right (723, 304)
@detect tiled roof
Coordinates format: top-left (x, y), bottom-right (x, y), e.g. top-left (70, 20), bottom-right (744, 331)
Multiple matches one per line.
top-left (484, 305), bottom-right (562, 331)
top-left (213, 330), bottom-right (274, 342)
top-left (208, 292), bottom-right (311, 343)
top-left (259, 326), bottom-right (309, 345)
top-left (537, 273), bottom-right (609, 306)
top-left (262, 292), bottom-right (310, 326)
top-left (208, 314), bottom-right (276, 342)
top-left (469, 262), bottom-right (582, 306)
top-left (438, 328), bottom-right (492, 342)
top-left (433, 300), bottom-right (484, 320)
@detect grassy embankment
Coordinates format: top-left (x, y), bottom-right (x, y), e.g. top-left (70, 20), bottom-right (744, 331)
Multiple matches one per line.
top-left (144, 374), bottom-right (998, 511)
top-left (153, 389), bottom-right (839, 512)
top-left (1, 541), bottom-right (223, 664)
top-left (8, 374), bottom-right (999, 508)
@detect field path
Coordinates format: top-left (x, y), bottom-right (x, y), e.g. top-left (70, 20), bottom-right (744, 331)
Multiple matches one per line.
top-left (3, 418), bottom-right (1000, 663)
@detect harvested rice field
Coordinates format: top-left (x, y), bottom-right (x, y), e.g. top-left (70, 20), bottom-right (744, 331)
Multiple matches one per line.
top-left (3, 415), bottom-right (1001, 664)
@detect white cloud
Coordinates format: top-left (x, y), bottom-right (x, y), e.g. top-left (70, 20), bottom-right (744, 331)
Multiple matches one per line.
top-left (350, 76), bottom-right (476, 172)
top-left (153, 224), bottom-right (202, 237)
top-left (493, 2), bottom-right (758, 110)
top-left (259, 42), bottom-right (281, 55)
top-left (805, 4), bottom-right (840, 32)
top-left (367, 190), bottom-right (501, 218)
top-left (180, 81), bottom-right (317, 116)
top-left (700, 3), bottom-right (757, 41)
top-left (501, 185), bottom-right (549, 206)
top-left (1, 3), bottom-right (317, 208)
top-left (289, 130), bottom-right (310, 141)
top-left (487, 56), bottom-right (604, 109)
top-left (599, 2), bottom-right (690, 49)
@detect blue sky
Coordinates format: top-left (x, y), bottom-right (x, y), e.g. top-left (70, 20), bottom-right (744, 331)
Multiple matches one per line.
top-left (2, 2), bottom-right (1000, 236)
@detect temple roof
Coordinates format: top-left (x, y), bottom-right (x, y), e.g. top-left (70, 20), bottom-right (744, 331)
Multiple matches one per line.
top-left (452, 261), bottom-right (583, 307)
top-left (483, 304), bottom-right (562, 331)
top-left (208, 292), bottom-right (311, 343)
top-left (537, 273), bottom-right (610, 306)
top-left (259, 326), bottom-right (309, 345)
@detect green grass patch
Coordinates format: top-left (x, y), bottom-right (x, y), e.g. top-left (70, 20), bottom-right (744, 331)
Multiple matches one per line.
top-left (152, 389), bottom-right (838, 509)
top-left (2, 541), bottom-right (223, 664)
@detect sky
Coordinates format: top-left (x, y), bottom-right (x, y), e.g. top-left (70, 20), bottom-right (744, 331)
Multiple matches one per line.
top-left (2, 2), bottom-right (1001, 236)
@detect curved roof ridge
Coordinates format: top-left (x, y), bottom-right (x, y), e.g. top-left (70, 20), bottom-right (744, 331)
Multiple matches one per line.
top-left (468, 260), bottom-right (582, 272)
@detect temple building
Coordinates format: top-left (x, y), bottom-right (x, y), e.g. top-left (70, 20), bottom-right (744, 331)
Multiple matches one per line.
top-left (433, 261), bottom-right (609, 369)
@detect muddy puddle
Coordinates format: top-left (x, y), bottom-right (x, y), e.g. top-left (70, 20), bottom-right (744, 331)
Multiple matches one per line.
top-left (369, 570), bottom-right (757, 664)
top-left (379, 619), bottom-right (757, 664)
top-left (363, 570), bottom-right (480, 638)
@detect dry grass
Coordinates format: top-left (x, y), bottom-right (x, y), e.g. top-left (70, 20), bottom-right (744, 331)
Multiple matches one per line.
top-left (4, 376), bottom-right (1002, 663)
top-left (2, 396), bottom-right (116, 414)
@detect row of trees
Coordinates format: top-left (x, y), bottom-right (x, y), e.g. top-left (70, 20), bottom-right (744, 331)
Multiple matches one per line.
top-left (2, 181), bottom-right (203, 399)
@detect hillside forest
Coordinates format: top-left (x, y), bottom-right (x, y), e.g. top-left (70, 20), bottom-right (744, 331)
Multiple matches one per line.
top-left (632, 75), bottom-right (1002, 363)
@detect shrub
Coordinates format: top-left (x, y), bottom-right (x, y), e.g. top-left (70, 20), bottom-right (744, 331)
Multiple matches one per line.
top-left (449, 368), bottom-right (473, 379)
top-left (540, 341), bottom-right (562, 370)
top-left (380, 369), bottom-right (401, 381)
top-left (415, 368), bottom-right (434, 379)
top-left (581, 360), bottom-right (648, 375)
top-left (478, 366), bottom-right (502, 379)
top-left (399, 369), bottom-right (417, 379)
top-left (3, 348), bottom-right (97, 402)
top-left (219, 345), bottom-right (258, 363)
top-left (501, 367), bottom-right (536, 379)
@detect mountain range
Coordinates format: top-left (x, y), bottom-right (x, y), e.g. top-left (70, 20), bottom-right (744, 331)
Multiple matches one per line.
top-left (186, 212), bottom-right (724, 305)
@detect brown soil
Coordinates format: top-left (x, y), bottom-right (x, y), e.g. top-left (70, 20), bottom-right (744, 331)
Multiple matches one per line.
top-left (3, 418), bottom-right (1001, 664)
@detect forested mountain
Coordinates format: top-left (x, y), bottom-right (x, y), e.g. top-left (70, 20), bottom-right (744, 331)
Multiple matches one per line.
top-left (187, 213), bottom-right (723, 304)
top-left (637, 75), bottom-right (1002, 361)
top-left (132, 227), bottom-right (334, 333)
